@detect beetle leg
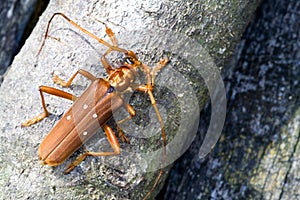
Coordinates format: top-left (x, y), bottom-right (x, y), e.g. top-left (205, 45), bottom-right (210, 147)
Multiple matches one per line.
top-left (64, 124), bottom-right (120, 173)
top-left (101, 55), bottom-right (114, 75)
top-left (22, 86), bottom-right (77, 127)
top-left (140, 59), bottom-right (169, 87)
top-left (53, 69), bottom-right (97, 87)
top-left (151, 58), bottom-right (169, 86)
top-left (117, 103), bottom-right (136, 124)
top-left (88, 15), bottom-right (119, 46)
top-left (103, 23), bottom-right (118, 47)
top-left (116, 126), bottom-right (129, 143)
top-left (88, 16), bottom-right (128, 75)
top-left (115, 103), bottom-right (136, 143)
top-left (135, 59), bottom-right (169, 147)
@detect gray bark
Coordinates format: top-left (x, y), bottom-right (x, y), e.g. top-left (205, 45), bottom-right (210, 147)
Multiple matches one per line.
top-left (0, 0), bottom-right (260, 199)
top-left (163, 0), bottom-right (300, 199)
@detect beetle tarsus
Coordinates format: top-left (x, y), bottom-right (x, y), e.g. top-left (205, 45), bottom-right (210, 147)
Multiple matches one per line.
top-left (117, 125), bottom-right (130, 144)
top-left (21, 112), bottom-right (49, 127)
top-left (64, 153), bottom-right (87, 174)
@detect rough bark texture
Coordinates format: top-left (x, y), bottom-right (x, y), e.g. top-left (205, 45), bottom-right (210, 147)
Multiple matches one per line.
top-left (163, 0), bottom-right (300, 199)
top-left (0, 0), bottom-right (260, 200)
top-left (0, 0), bottom-right (47, 84)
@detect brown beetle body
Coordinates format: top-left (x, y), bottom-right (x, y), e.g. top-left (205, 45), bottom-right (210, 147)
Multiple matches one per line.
top-left (38, 78), bottom-right (123, 166)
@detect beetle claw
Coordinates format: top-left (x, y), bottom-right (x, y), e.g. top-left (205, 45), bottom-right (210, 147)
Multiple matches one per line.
top-left (117, 126), bottom-right (130, 144)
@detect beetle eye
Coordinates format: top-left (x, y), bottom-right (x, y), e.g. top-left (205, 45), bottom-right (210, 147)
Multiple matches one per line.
top-left (124, 57), bottom-right (134, 65)
top-left (107, 86), bottom-right (114, 93)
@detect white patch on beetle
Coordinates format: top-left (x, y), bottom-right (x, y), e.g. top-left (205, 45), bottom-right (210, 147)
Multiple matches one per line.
top-left (93, 113), bottom-right (97, 118)
top-left (66, 115), bottom-right (71, 120)
top-left (83, 104), bottom-right (88, 109)
top-left (83, 131), bottom-right (88, 136)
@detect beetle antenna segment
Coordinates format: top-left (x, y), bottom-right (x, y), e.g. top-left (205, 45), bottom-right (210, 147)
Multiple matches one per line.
top-left (36, 13), bottom-right (127, 57)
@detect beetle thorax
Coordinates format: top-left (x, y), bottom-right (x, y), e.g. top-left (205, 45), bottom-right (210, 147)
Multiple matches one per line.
top-left (108, 66), bottom-right (136, 91)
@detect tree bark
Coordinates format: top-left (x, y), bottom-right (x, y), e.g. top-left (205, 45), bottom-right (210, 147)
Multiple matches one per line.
top-left (0, 0), bottom-right (261, 199)
top-left (163, 0), bottom-right (300, 199)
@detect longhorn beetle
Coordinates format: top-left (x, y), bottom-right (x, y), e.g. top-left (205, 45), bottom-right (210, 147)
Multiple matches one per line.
top-left (22, 13), bottom-right (168, 200)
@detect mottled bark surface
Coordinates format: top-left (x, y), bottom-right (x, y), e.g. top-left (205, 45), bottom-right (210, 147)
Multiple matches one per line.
top-left (163, 0), bottom-right (300, 199)
top-left (0, 0), bottom-right (260, 199)
top-left (0, 0), bottom-right (49, 84)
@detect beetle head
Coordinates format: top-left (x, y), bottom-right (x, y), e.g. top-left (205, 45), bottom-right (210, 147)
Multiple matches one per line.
top-left (108, 51), bottom-right (141, 92)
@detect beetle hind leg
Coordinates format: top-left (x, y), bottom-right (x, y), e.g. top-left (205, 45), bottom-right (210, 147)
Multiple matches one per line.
top-left (64, 124), bottom-right (121, 173)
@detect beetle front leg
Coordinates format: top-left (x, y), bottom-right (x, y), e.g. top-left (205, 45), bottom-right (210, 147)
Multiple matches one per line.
top-left (102, 22), bottom-right (118, 47)
top-left (140, 59), bottom-right (169, 87)
top-left (150, 58), bottom-right (169, 86)
top-left (64, 124), bottom-right (120, 174)
top-left (53, 69), bottom-right (97, 87)
top-left (22, 86), bottom-right (77, 127)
